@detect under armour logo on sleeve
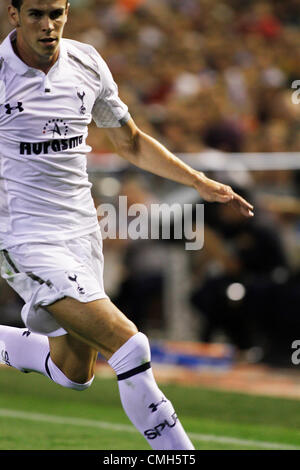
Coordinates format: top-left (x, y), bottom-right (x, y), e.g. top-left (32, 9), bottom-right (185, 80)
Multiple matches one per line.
top-left (5, 102), bottom-right (24, 114)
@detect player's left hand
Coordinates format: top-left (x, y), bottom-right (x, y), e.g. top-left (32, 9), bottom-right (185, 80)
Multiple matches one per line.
top-left (194, 175), bottom-right (254, 217)
top-left (226, 192), bottom-right (254, 218)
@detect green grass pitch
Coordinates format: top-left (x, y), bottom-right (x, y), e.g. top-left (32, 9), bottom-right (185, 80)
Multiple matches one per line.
top-left (0, 366), bottom-right (300, 450)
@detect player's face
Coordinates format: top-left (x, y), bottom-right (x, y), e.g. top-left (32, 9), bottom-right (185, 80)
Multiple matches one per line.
top-left (8, 0), bottom-right (69, 68)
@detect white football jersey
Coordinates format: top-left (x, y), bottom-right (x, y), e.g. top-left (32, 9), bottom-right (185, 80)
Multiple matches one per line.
top-left (0, 30), bottom-right (130, 249)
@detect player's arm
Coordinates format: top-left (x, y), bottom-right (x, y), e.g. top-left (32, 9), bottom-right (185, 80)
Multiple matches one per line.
top-left (105, 117), bottom-right (254, 217)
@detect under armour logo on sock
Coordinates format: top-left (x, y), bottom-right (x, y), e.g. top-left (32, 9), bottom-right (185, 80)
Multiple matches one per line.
top-left (149, 397), bottom-right (167, 413)
top-left (22, 330), bottom-right (31, 338)
top-left (5, 102), bottom-right (24, 115)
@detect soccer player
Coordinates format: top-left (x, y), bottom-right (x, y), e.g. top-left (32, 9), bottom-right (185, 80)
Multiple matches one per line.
top-left (0, 0), bottom-right (254, 450)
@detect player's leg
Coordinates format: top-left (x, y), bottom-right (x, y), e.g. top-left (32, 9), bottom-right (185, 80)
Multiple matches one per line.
top-left (47, 297), bottom-right (138, 361)
top-left (0, 324), bottom-right (49, 374)
top-left (48, 333), bottom-right (98, 384)
top-left (46, 333), bottom-right (98, 390)
top-left (0, 324), bottom-right (97, 391)
top-left (47, 296), bottom-right (194, 450)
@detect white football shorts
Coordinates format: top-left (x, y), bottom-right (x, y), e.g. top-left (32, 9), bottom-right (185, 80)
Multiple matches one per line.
top-left (0, 229), bottom-right (108, 337)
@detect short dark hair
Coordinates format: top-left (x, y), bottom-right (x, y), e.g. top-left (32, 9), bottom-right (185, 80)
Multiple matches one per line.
top-left (11, 0), bottom-right (22, 10)
top-left (11, 0), bottom-right (69, 11)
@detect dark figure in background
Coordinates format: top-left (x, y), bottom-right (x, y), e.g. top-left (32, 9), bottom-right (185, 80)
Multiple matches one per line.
top-left (191, 187), bottom-right (290, 363)
top-left (113, 239), bottom-right (165, 333)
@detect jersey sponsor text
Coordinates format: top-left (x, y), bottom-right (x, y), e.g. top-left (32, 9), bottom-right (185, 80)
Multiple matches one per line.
top-left (20, 135), bottom-right (84, 155)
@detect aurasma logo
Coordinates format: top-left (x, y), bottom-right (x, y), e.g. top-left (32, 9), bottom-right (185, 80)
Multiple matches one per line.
top-left (19, 135), bottom-right (83, 155)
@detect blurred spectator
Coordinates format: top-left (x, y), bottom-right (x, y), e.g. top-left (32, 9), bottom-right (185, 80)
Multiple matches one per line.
top-left (190, 187), bottom-right (291, 361)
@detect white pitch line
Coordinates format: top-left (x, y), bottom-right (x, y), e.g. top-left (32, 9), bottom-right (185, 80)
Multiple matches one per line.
top-left (0, 408), bottom-right (298, 450)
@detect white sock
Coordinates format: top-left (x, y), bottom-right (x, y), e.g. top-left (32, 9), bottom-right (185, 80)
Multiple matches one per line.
top-left (46, 356), bottom-right (95, 391)
top-left (0, 325), bottom-right (49, 375)
top-left (108, 332), bottom-right (194, 450)
top-left (0, 325), bottom-right (93, 391)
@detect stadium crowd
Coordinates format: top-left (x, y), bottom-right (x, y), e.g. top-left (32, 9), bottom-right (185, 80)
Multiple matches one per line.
top-left (76, 1), bottom-right (298, 182)
top-left (1, 0), bottom-right (300, 364)
top-left (66, 0), bottom-right (299, 193)
top-left (1, 0), bottom-right (299, 186)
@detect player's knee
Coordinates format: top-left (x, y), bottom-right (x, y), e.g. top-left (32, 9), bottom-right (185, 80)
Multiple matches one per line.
top-left (130, 332), bottom-right (151, 359)
top-left (111, 314), bottom-right (138, 338)
top-left (109, 331), bottom-right (151, 372)
top-left (126, 317), bottom-right (139, 339)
